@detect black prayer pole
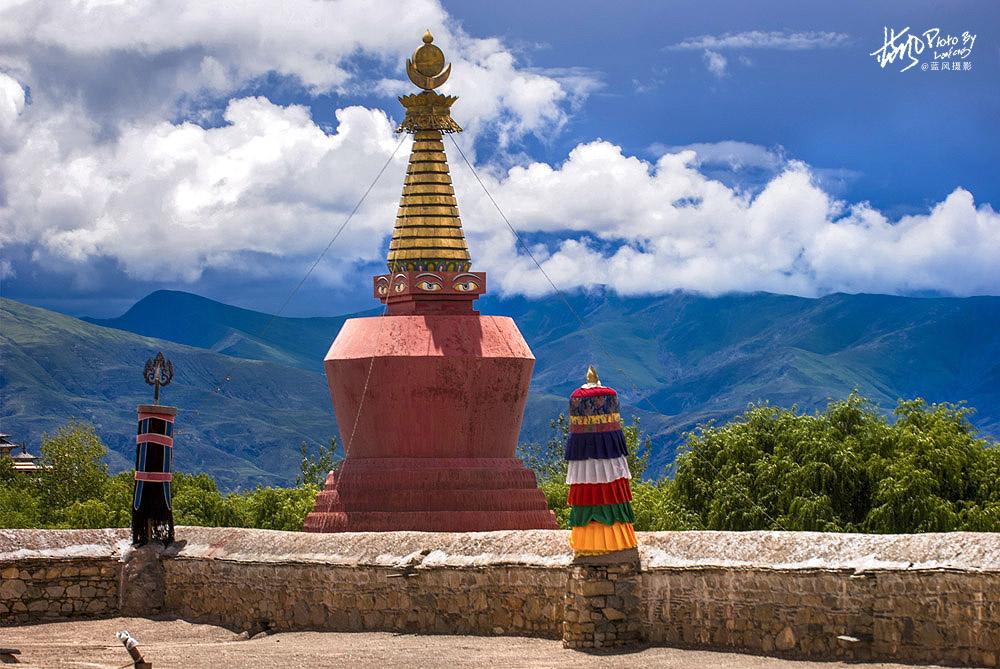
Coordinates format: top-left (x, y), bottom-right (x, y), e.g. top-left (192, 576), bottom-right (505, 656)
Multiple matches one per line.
top-left (131, 352), bottom-right (176, 546)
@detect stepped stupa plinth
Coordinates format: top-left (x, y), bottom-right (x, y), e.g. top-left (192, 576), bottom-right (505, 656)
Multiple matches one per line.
top-left (304, 31), bottom-right (557, 532)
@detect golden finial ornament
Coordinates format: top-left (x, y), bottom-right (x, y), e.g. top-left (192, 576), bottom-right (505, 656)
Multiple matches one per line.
top-left (384, 30), bottom-right (470, 273)
top-left (397, 30), bottom-right (461, 135)
top-left (406, 30), bottom-right (452, 91)
top-left (586, 365), bottom-right (601, 386)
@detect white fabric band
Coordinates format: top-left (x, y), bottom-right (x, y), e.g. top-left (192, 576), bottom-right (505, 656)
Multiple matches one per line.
top-left (566, 456), bottom-right (633, 485)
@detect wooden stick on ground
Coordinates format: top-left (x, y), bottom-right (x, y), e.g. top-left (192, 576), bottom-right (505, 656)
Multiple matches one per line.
top-left (116, 630), bottom-right (152, 669)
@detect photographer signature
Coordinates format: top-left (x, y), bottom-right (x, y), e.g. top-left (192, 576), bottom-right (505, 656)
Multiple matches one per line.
top-left (871, 26), bottom-right (977, 72)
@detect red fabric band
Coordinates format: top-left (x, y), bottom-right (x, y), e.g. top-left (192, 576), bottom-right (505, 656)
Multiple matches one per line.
top-left (570, 386), bottom-right (619, 399)
top-left (134, 471), bottom-right (173, 482)
top-left (568, 477), bottom-right (633, 506)
top-left (569, 421), bottom-right (623, 434)
top-left (137, 434), bottom-right (173, 447)
top-left (138, 412), bottom-right (176, 422)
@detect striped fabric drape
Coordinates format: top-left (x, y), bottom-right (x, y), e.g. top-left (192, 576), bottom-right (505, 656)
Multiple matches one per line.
top-left (564, 381), bottom-right (638, 555)
top-left (131, 406), bottom-right (176, 546)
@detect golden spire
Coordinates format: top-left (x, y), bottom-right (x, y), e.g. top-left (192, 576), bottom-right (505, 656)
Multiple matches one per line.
top-left (586, 365), bottom-right (601, 386)
top-left (388, 31), bottom-right (470, 272)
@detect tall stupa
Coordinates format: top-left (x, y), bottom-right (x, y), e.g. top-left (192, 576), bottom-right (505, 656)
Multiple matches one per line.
top-left (304, 31), bottom-right (557, 532)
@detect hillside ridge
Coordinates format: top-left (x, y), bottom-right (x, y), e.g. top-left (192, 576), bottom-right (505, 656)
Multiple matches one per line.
top-left (3, 291), bottom-right (999, 486)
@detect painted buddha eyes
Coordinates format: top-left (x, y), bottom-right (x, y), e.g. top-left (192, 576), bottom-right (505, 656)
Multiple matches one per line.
top-left (415, 273), bottom-right (443, 292)
top-left (382, 274), bottom-right (478, 294)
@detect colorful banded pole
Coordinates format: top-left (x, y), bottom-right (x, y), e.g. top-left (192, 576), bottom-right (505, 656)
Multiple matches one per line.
top-left (565, 367), bottom-right (638, 555)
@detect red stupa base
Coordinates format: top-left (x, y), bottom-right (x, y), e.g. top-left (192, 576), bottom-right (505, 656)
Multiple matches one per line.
top-left (303, 313), bottom-right (558, 533)
top-left (304, 457), bottom-right (555, 532)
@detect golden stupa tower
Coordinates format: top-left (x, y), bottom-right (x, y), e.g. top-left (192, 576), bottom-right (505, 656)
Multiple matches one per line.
top-left (388, 30), bottom-right (471, 274)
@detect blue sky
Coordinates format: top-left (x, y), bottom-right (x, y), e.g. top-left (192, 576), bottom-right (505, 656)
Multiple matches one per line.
top-left (0, 0), bottom-right (997, 317)
top-left (444, 0), bottom-right (999, 212)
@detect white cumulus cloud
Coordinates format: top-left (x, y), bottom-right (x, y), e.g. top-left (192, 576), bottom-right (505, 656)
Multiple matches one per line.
top-left (0, 0), bottom-right (593, 144)
top-left (0, 0), bottom-right (595, 286)
top-left (453, 142), bottom-right (1000, 298)
top-left (0, 72), bottom-right (25, 136)
top-left (0, 2), bottom-right (996, 303)
top-left (2, 97), bottom-right (406, 282)
top-left (670, 30), bottom-right (850, 51)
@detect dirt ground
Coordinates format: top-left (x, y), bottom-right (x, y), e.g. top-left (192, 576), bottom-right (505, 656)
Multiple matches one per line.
top-left (0, 617), bottom-right (950, 669)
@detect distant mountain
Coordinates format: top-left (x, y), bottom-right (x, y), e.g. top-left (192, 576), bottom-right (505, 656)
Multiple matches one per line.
top-left (86, 290), bottom-right (376, 372)
top-left (5, 290), bottom-right (1000, 486)
top-left (1, 298), bottom-right (336, 489)
top-left (489, 290), bottom-right (1000, 471)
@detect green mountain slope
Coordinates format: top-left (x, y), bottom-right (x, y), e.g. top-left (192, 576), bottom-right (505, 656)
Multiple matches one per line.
top-left (5, 289), bottom-right (999, 485)
top-left (85, 290), bottom-right (376, 372)
top-left (499, 291), bottom-right (1000, 470)
top-left (1, 298), bottom-right (336, 489)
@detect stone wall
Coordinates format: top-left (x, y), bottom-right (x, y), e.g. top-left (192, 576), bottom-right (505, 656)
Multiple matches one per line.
top-left (562, 550), bottom-right (642, 649)
top-left (161, 527), bottom-right (568, 638)
top-left (2, 527), bottom-right (998, 667)
top-left (639, 532), bottom-right (1000, 667)
top-left (165, 560), bottom-right (564, 637)
top-left (0, 529), bottom-right (127, 624)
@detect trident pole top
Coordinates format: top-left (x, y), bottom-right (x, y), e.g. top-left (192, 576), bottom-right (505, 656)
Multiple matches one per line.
top-left (143, 352), bottom-right (173, 405)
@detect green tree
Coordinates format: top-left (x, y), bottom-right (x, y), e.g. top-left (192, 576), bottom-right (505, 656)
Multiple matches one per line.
top-left (36, 423), bottom-right (110, 526)
top-left (171, 472), bottom-right (228, 526)
top-left (296, 437), bottom-right (340, 487)
top-left (0, 483), bottom-right (42, 528)
top-left (672, 393), bottom-right (1000, 533)
top-left (233, 485), bottom-right (319, 531)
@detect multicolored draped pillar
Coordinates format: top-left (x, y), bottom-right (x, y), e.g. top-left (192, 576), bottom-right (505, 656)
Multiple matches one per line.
top-left (566, 367), bottom-right (638, 554)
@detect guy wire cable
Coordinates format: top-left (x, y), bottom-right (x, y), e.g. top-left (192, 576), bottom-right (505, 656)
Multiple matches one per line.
top-left (198, 133), bottom-right (409, 463)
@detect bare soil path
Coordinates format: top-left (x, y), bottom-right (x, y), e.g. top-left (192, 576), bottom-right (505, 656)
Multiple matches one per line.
top-left (0, 617), bottom-right (950, 668)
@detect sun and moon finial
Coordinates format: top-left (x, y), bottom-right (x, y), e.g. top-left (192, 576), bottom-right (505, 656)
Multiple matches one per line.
top-left (406, 30), bottom-right (451, 91)
top-left (397, 30), bottom-right (462, 135)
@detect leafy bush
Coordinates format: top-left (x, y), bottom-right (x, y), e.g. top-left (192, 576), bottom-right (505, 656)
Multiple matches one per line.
top-left (524, 392), bottom-right (999, 533)
top-left (3, 393), bottom-right (997, 534)
top-left (670, 393), bottom-right (999, 532)
top-left (0, 423), bottom-right (321, 532)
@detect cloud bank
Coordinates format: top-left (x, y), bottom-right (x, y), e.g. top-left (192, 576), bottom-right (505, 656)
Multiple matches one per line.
top-left (670, 30), bottom-right (851, 51)
top-left (1, 1), bottom-right (997, 302)
top-left (461, 143), bottom-right (999, 297)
